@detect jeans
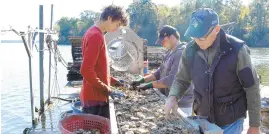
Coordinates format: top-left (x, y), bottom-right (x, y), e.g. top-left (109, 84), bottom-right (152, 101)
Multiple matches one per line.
top-left (82, 103), bottom-right (110, 119)
top-left (221, 118), bottom-right (244, 134)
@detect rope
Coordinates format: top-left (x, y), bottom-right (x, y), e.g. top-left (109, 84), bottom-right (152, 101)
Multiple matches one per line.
top-left (50, 97), bottom-right (76, 102)
top-left (1, 27), bottom-right (56, 52)
top-left (3, 26), bottom-right (78, 133)
top-left (51, 41), bottom-right (61, 107)
top-left (1, 26), bottom-right (64, 104)
top-left (3, 26), bottom-right (79, 101)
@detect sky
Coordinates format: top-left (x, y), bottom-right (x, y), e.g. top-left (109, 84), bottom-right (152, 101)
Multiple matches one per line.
top-left (0, 0), bottom-right (252, 40)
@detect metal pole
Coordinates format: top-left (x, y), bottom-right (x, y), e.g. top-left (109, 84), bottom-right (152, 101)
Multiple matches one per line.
top-left (47, 42), bottom-right (52, 105)
top-left (47, 4), bottom-right (54, 104)
top-left (50, 5), bottom-right (53, 30)
top-left (39, 5), bottom-right (45, 113)
top-left (20, 32), bottom-right (36, 126)
top-left (27, 26), bottom-right (32, 51)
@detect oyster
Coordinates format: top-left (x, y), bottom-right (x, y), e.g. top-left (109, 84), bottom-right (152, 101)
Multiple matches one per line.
top-left (112, 72), bottom-right (198, 134)
top-left (74, 129), bottom-right (101, 134)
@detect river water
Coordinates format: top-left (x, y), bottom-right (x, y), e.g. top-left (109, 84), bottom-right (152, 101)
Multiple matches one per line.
top-left (0, 43), bottom-right (269, 133)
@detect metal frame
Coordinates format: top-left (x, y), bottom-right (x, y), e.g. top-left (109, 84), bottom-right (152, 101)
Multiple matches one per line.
top-left (20, 32), bottom-right (38, 126)
top-left (109, 88), bottom-right (224, 134)
top-left (5, 4), bottom-right (56, 129)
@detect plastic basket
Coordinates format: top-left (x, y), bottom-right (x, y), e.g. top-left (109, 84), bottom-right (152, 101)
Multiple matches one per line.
top-left (58, 114), bottom-right (110, 134)
top-left (71, 101), bottom-right (82, 113)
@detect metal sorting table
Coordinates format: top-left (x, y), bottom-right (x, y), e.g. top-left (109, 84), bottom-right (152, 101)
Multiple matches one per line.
top-left (109, 88), bottom-right (223, 134)
top-left (28, 81), bottom-right (223, 134)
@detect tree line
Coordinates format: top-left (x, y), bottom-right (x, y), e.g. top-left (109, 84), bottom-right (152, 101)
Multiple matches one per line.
top-left (55, 0), bottom-right (269, 47)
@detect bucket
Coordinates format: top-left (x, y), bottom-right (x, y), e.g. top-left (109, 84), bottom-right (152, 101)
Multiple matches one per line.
top-left (71, 101), bottom-right (83, 113)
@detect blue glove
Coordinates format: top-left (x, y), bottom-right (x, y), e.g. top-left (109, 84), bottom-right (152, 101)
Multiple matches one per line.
top-left (119, 80), bottom-right (125, 83)
top-left (109, 90), bottom-right (125, 99)
top-left (117, 80), bottom-right (131, 89)
top-left (115, 80), bottom-right (125, 87)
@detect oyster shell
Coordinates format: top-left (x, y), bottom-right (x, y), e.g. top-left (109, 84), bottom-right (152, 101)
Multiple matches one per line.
top-left (112, 72), bottom-right (198, 134)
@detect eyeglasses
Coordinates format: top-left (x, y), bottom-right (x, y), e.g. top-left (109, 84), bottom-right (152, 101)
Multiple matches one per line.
top-left (191, 27), bottom-right (215, 41)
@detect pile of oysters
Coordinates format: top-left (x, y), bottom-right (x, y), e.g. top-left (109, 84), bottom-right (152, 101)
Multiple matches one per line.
top-left (111, 72), bottom-right (198, 134)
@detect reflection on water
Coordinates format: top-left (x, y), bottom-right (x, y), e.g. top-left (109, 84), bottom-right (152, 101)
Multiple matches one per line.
top-left (0, 44), bottom-right (269, 133)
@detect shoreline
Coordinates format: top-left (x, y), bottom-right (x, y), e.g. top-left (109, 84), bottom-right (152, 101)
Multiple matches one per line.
top-left (2, 42), bottom-right (269, 48)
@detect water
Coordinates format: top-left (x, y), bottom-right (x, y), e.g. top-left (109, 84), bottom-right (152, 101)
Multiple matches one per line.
top-left (251, 48), bottom-right (269, 86)
top-left (0, 43), bottom-right (72, 134)
top-left (1, 43), bottom-right (269, 133)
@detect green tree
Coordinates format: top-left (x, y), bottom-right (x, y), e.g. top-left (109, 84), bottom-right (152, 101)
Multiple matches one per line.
top-left (56, 17), bottom-right (74, 44)
top-left (55, 0), bottom-right (269, 47)
top-left (56, 10), bottom-right (99, 44)
top-left (79, 10), bottom-right (100, 36)
top-left (157, 5), bottom-right (171, 26)
top-left (127, 0), bottom-right (159, 45)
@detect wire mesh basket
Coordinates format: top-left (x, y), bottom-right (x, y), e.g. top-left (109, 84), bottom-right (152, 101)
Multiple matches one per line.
top-left (58, 114), bottom-right (110, 134)
top-left (107, 38), bottom-right (138, 72)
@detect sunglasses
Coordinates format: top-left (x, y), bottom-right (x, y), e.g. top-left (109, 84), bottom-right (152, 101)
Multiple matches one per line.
top-left (191, 27), bottom-right (215, 41)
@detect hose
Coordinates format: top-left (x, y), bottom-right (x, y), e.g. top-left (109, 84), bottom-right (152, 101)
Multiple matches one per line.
top-left (50, 97), bottom-right (79, 102)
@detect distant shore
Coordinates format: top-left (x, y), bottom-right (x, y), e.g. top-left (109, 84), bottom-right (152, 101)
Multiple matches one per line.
top-left (2, 40), bottom-right (269, 48)
top-left (1, 40), bottom-right (23, 43)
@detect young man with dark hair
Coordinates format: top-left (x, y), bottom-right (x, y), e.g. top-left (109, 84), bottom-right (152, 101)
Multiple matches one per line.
top-left (80, 5), bottom-right (129, 118)
top-left (131, 25), bottom-right (194, 116)
top-left (165, 8), bottom-right (261, 134)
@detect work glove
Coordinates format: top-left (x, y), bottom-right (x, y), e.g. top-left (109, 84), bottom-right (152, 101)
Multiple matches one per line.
top-left (164, 96), bottom-right (179, 119)
top-left (109, 90), bottom-right (125, 99)
top-left (135, 83), bottom-right (153, 91)
top-left (130, 78), bottom-right (145, 87)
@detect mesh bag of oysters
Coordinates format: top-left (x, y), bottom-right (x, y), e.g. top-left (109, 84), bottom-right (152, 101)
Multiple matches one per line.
top-left (110, 72), bottom-right (199, 134)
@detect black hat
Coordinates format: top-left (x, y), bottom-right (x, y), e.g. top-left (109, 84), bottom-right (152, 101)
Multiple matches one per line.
top-left (155, 25), bottom-right (179, 45)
